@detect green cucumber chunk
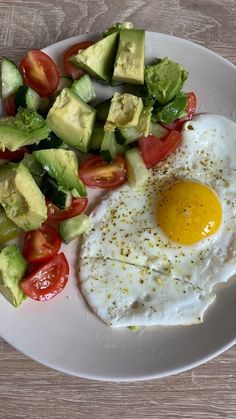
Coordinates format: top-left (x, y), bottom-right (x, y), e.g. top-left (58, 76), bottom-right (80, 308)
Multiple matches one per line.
top-left (125, 147), bottom-right (149, 187)
top-left (1, 57), bottom-right (23, 100)
top-left (59, 214), bottom-right (90, 244)
top-left (21, 153), bottom-right (44, 177)
top-left (100, 131), bottom-right (124, 162)
top-left (15, 85), bottom-right (51, 115)
top-left (149, 122), bottom-right (168, 138)
top-left (90, 124), bottom-right (104, 151)
top-left (0, 209), bottom-right (20, 245)
top-left (41, 175), bottom-right (72, 210)
top-left (71, 75), bottom-right (96, 103)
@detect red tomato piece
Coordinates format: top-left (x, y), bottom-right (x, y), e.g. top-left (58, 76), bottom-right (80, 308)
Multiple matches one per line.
top-left (79, 155), bottom-right (126, 189)
top-left (21, 253), bottom-right (69, 301)
top-left (46, 197), bottom-right (88, 221)
top-left (139, 131), bottom-right (182, 168)
top-left (63, 41), bottom-right (94, 80)
top-left (0, 147), bottom-right (27, 161)
top-left (5, 95), bottom-right (16, 116)
top-left (20, 50), bottom-right (60, 97)
top-left (163, 92), bottom-right (197, 131)
top-left (22, 223), bottom-right (61, 263)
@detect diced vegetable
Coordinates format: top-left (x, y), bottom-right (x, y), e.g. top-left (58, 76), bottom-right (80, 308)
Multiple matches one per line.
top-left (59, 213), bottom-right (90, 243)
top-left (1, 57), bottom-right (23, 100)
top-left (139, 130), bottom-right (182, 168)
top-left (21, 253), bottom-right (69, 301)
top-left (71, 75), bottom-right (96, 103)
top-left (22, 223), bottom-right (61, 263)
top-left (79, 155), bottom-right (126, 189)
top-left (100, 131), bottom-right (124, 162)
top-left (0, 209), bottom-right (20, 245)
top-left (125, 147), bottom-right (149, 187)
top-left (41, 175), bottom-right (72, 210)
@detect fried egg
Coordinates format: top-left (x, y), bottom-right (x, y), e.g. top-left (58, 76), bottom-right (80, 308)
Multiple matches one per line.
top-left (79, 114), bottom-right (236, 327)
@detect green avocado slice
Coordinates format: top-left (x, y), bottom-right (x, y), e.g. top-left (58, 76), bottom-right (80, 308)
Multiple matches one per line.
top-left (69, 33), bottom-right (118, 83)
top-left (0, 244), bottom-right (27, 307)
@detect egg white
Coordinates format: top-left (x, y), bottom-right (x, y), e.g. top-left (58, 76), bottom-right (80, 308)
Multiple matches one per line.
top-left (79, 258), bottom-right (215, 327)
top-left (79, 114), bottom-right (236, 326)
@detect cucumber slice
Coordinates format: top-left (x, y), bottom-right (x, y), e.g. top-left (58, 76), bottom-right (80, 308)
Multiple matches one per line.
top-left (95, 98), bottom-right (111, 122)
top-left (27, 132), bottom-right (64, 152)
top-left (71, 75), bottom-right (96, 103)
top-left (1, 57), bottom-right (23, 100)
top-left (125, 147), bottom-right (149, 187)
top-left (21, 153), bottom-right (44, 177)
top-left (100, 131), bottom-right (124, 162)
top-left (41, 175), bottom-right (72, 210)
top-left (116, 126), bottom-right (140, 145)
top-left (149, 122), bottom-right (168, 138)
top-left (59, 214), bottom-right (90, 244)
top-left (0, 209), bottom-right (20, 245)
top-left (15, 85), bottom-right (51, 114)
top-left (90, 124), bottom-right (104, 151)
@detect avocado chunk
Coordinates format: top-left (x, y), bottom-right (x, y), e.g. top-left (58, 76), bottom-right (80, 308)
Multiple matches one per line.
top-left (47, 88), bottom-right (96, 152)
top-left (0, 244), bottom-right (27, 307)
top-left (59, 214), bottom-right (90, 244)
top-left (144, 58), bottom-right (188, 105)
top-left (154, 92), bottom-right (188, 125)
top-left (34, 148), bottom-right (86, 197)
top-left (136, 105), bottom-right (153, 137)
top-left (105, 92), bottom-right (143, 131)
top-left (0, 108), bottom-right (51, 152)
top-left (69, 33), bottom-right (118, 83)
top-left (0, 162), bottom-right (47, 231)
top-left (112, 29), bottom-right (145, 85)
top-left (103, 22), bottom-right (133, 37)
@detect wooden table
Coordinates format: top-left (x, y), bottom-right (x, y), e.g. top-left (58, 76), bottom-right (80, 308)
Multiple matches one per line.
top-left (0, 1), bottom-right (235, 417)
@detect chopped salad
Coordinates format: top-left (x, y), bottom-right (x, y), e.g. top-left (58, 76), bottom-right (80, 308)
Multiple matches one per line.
top-left (0, 22), bottom-right (197, 307)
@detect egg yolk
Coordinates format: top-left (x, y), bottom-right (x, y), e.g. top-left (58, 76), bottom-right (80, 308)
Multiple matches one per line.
top-left (156, 180), bottom-right (222, 245)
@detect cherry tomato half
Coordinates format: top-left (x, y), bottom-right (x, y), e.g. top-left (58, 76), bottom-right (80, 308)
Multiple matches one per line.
top-left (22, 223), bottom-right (61, 263)
top-left (63, 41), bottom-right (94, 80)
top-left (0, 147), bottom-right (27, 161)
top-left (20, 50), bottom-right (60, 97)
top-left (79, 155), bottom-right (126, 189)
top-left (163, 92), bottom-right (197, 130)
top-left (21, 253), bottom-right (69, 301)
top-left (5, 95), bottom-right (16, 116)
top-left (46, 197), bottom-right (88, 221)
top-left (139, 131), bottom-right (182, 168)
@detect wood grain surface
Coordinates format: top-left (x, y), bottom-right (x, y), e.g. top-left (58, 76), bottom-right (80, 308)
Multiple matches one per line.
top-left (0, 1), bottom-right (236, 418)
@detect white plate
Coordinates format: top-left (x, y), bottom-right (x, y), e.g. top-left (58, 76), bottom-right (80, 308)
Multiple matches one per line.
top-left (0, 31), bottom-right (236, 382)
